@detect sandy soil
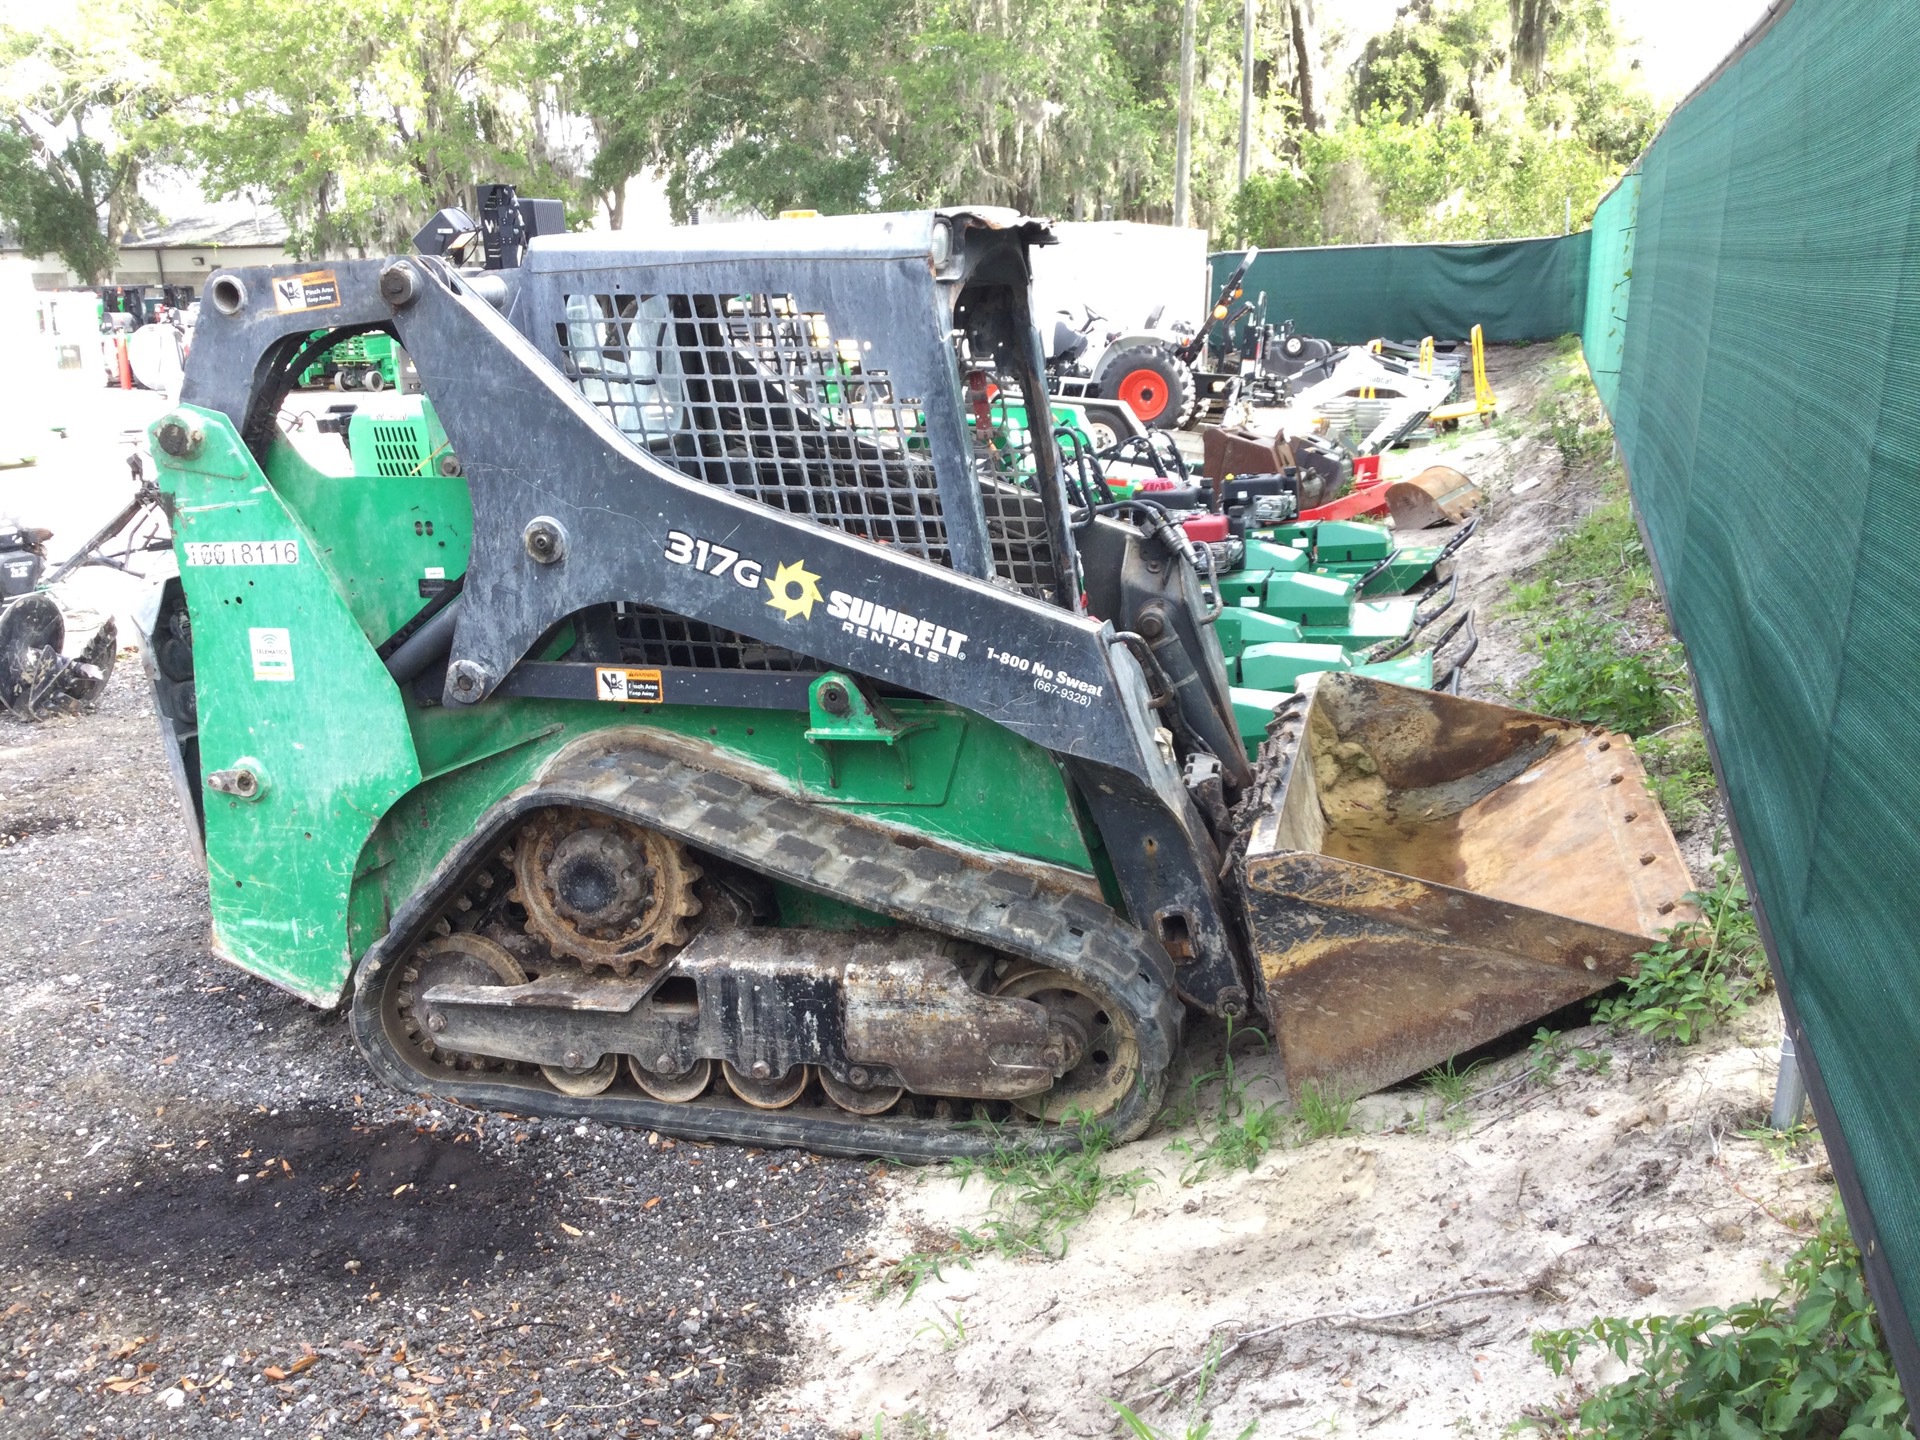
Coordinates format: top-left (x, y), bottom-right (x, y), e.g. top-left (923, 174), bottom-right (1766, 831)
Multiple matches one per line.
top-left (764, 1008), bottom-right (1827, 1440)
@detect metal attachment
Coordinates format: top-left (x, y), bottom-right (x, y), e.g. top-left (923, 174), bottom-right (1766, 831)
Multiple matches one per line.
top-left (817, 680), bottom-right (852, 716)
top-left (437, 455), bottom-right (462, 477)
top-left (427, 1013), bottom-right (447, 1033)
top-left (446, 658), bottom-right (493, 704)
top-left (379, 261), bottom-right (421, 308)
top-left (469, 273), bottom-right (510, 309)
top-left (749, 1060), bottom-right (772, 1080)
top-left (846, 1066), bottom-right (870, 1087)
top-left (156, 417), bottom-right (204, 460)
top-left (207, 765), bottom-right (265, 800)
top-left (207, 275), bottom-right (247, 315)
top-left (523, 516), bottom-right (568, 564)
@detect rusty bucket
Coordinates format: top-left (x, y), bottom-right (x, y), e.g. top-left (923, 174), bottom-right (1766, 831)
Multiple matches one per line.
top-left (1239, 674), bottom-right (1696, 1100)
top-left (1385, 465), bottom-right (1480, 530)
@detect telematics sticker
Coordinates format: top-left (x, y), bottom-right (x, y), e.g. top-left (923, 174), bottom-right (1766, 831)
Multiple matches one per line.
top-left (595, 667), bottom-right (664, 703)
top-left (271, 271), bottom-right (340, 314)
top-left (184, 540), bottom-right (300, 567)
top-left (249, 628), bottom-right (294, 682)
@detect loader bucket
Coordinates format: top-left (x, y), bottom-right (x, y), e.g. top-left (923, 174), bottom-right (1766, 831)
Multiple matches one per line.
top-left (1385, 465), bottom-right (1480, 530)
top-left (1239, 673), bottom-right (1696, 1101)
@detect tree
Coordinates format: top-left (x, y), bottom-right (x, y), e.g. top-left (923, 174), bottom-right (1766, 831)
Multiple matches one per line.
top-left (1509, 0), bottom-right (1554, 91)
top-left (1286, 0), bottom-right (1321, 132)
top-left (1352, 0), bottom-right (1508, 126)
top-left (157, 0), bottom-right (582, 255)
top-left (0, 0), bottom-right (170, 283)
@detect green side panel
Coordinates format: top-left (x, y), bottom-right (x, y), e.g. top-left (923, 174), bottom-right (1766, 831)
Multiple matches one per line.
top-left (1242, 536), bottom-right (1310, 574)
top-left (155, 407), bottom-right (424, 1006)
top-left (1239, 641), bottom-right (1350, 691)
top-left (1350, 653), bottom-right (1435, 689)
top-left (1215, 570), bottom-right (1272, 608)
top-left (1213, 606), bottom-right (1305, 668)
top-left (1258, 570), bottom-right (1356, 627)
top-left (1582, 0), bottom-right (1920, 1353)
top-left (1300, 597), bottom-right (1416, 650)
top-left (1229, 685), bottom-right (1289, 762)
top-left (266, 417), bottom-right (471, 647)
top-left (352, 699), bottom-right (1097, 960)
top-left (771, 883), bottom-right (897, 930)
top-left (1211, 231), bottom-right (1592, 345)
top-left (1352, 546), bottom-right (1445, 598)
top-left (1302, 520), bottom-right (1394, 564)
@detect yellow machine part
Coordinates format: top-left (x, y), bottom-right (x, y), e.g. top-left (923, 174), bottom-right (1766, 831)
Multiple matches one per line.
top-left (1428, 324), bottom-right (1497, 428)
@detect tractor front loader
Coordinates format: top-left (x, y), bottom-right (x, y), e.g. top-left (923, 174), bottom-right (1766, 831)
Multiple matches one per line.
top-left (143, 209), bottom-right (1693, 1157)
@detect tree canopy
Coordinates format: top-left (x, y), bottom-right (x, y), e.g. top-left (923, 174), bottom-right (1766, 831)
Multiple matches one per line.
top-left (0, 0), bottom-right (1659, 273)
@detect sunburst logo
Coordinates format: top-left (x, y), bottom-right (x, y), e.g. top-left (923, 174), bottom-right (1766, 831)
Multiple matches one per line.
top-left (763, 559), bottom-right (824, 621)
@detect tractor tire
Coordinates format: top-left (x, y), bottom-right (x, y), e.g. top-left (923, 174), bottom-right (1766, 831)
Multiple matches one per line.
top-left (1097, 343), bottom-right (1198, 431)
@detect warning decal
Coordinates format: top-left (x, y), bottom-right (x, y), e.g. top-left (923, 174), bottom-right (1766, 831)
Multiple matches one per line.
top-left (271, 271), bottom-right (341, 314)
top-left (594, 667), bottom-right (664, 704)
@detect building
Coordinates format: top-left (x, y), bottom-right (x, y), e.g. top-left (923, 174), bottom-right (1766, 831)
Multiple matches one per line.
top-left (1, 198), bottom-right (296, 297)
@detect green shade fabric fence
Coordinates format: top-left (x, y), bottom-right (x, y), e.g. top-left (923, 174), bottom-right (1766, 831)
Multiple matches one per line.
top-left (1206, 232), bottom-right (1590, 345)
top-left (1219, 0), bottom-right (1920, 1392)
top-left (1587, 0), bottom-right (1920, 1393)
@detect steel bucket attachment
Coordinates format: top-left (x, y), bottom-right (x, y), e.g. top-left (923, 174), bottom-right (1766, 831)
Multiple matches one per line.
top-left (1385, 465), bottom-right (1481, 531)
top-left (1239, 673), bottom-right (1696, 1101)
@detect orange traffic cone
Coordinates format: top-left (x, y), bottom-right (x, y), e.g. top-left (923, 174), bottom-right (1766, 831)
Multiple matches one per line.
top-left (117, 337), bottom-right (133, 390)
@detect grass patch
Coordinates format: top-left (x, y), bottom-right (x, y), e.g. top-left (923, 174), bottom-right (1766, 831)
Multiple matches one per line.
top-left (1531, 345), bottom-right (1618, 473)
top-left (1170, 1022), bottom-right (1287, 1183)
top-left (875, 1114), bottom-right (1151, 1298)
top-left (1297, 1083), bottom-right (1356, 1140)
top-left (1595, 854), bottom-right (1768, 1043)
top-left (1505, 353), bottom-right (1710, 750)
top-left (1526, 1205), bottom-right (1909, 1438)
top-left (1636, 723), bottom-right (1716, 827)
top-left (1514, 613), bottom-right (1687, 735)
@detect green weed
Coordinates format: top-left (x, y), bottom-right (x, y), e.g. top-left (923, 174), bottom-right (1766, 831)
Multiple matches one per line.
top-left (1595, 854), bottom-right (1767, 1043)
top-left (1528, 1205), bottom-right (1909, 1438)
top-left (875, 1114), bottom-right (1151, 1298)
top-left (870, 1412), bottom-right (946, 1440)
top-left (1297, 1083), bottom-right (1356, 1140)
top-left (1515, 613), bottom-right (1684, 736)
top-left (1570, 1048), bottom-right (1612, 1077)
top-left (1738, 1121), bottom-right (1819, 1167)
top-left (1171, 1021), bottom-right (1286, 1182)
top-left (914, 1306), bottom-right (966, 1351)
top-left (1527, 1027), bottom-right (1567, 1085)
top-left (1109, 1335), bottom-right (1258, 1440)
top-left (1504, 576), bottom-right (1555, 614)
top-left (1636, 724), bottom-right (1716, 827)
top-left (1423, 1058), bottom-right (1484, 1108)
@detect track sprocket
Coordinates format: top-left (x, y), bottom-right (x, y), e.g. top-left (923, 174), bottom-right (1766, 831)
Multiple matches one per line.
top-left (511, 808), bottom-right (702, 975)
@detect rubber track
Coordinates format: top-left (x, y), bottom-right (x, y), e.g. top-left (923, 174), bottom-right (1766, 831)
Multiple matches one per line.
top-left (350, 739), bottom-right (1183, 1160)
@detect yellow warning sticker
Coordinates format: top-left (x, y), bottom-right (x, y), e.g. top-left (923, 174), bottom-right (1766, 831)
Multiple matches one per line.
top-left (271, 271), bottom-right (341, 314)
top-left (594, 667), bottom-right (664, 703)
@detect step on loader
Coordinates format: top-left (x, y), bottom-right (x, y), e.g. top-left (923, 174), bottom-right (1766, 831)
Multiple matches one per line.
top-left (141, 207), bottom-right (1692, 1157)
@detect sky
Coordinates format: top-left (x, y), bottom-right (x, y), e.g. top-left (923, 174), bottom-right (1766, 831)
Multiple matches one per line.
top-left (1327, 0), bottom-right (1777, 102)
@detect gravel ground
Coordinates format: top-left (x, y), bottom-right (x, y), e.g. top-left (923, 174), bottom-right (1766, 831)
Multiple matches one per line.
top-left (0, 681), bottom-right (881, 1439)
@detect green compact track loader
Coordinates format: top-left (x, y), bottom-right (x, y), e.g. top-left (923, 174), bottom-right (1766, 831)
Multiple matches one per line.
top-left (141, 210), bottom-right (1694, 1157)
